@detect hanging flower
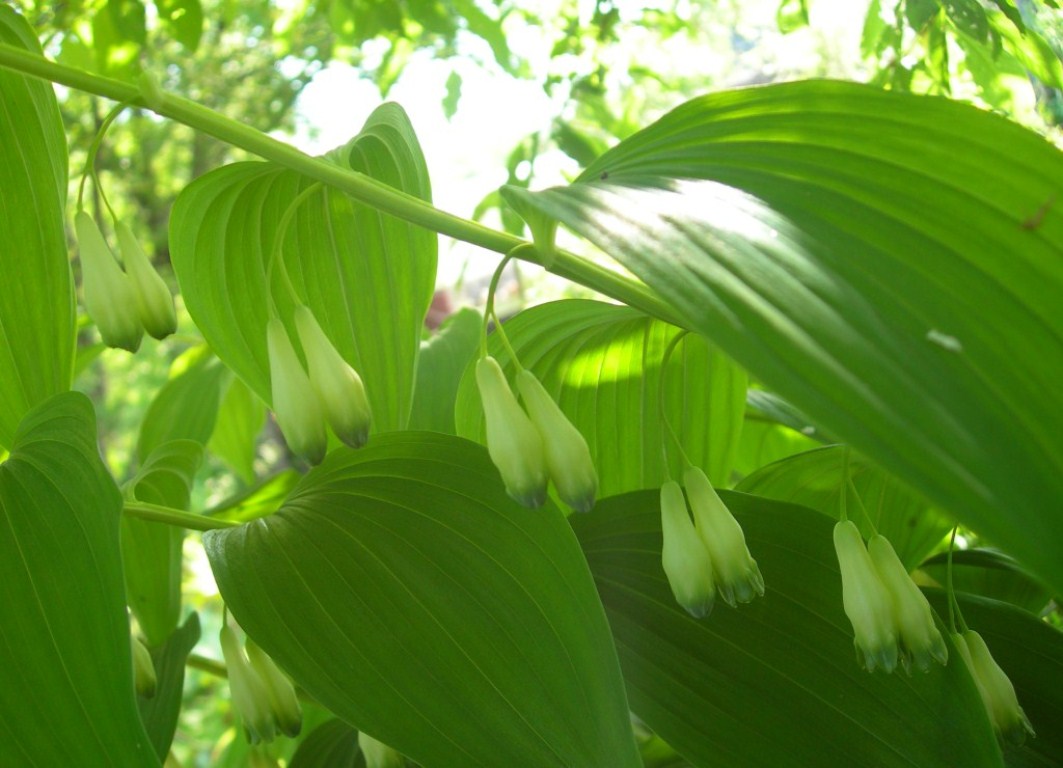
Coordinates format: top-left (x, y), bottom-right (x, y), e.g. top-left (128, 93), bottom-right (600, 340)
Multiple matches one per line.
top-left (833, 520), bottom-right (898, 673)
top-left (220, 625), bottom-right (277, 745)
top-left (683, 466), bottom-right (764, 606)
top-left (74, 210), bottom-right (143, 352)
top-left (130, 635), bottom-right (157, 698)
top-left (294, 305), bottom-right (372, 449)
top-left (114, 220), bottom-right (176, 340)
top-left (245, 639), bottom-right (302, 739)
top-left (866, 534), bottom-right (948, 672)
top-left (515, 370), bottom-right (597, 512)
top-left (358, 731), bottom-right (405, 768)
top-left (475, 356), bottom-right (548, 507)
top-left (267, 317), bottom-right (328, 464)
top-left (660, 480), bottom-right (716, 618)
top-left (954, 630), bottom-right (1035, 746)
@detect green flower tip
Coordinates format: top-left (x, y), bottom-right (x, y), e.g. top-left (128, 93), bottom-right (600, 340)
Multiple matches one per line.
top-left (515, 369), bottom-right (598, 512)
top-left (114, 221), bottom-right (177, 340)
top-left (833, 521), bottom-right (898, 674)
top-left (476, 356), bottom-right (547, 508)
top-left (220, 625), bottom-right (279, 745)
top-left (74, 210), bottom-right (143, 352)
top-left (867, 535), bottom-right (948, 673)
top-left (245, 639), bottom-right (302, 739)
top-left (954, 630), bottom-right (1035, 746)
top-left (267, 318), bottom-right (327, 464)
top-left (683, 466), bottom-right (764, 607)
top-left (130, 635), bottom-right (157, 698)
top-left (660, 480), bottom-right (716, 618)
top-left (358, 731), bottom-right (405, 768)
top-left (294, 306), bottom-right (372, 449)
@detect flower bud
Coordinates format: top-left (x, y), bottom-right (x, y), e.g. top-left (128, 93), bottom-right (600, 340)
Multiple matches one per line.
top-left (131, 635), bottom-right (157, 698)
top-left (74, 210), bottom-right (143, 352)
top-left (114, 220), bottom-right (177, 339)
top-left (358, 731), bottom-right (405, 768)
top-left (267, 317), bottom-right (328, 464)
top-left (245, 638), bottom-right (302, 738)
top-left (475, 356), bottom-right (547, 507)
top-left (660, 480), bottom-right (716, 618)
top-left (220, 625), bottom-right (277, 745)
top-left (957, 630), bottom-right (1035, 746)
top-left (683, 466), bottom-right (764, 606)
top-left (293, 305), bottom-right (371, 448)
top-left (867, 535), bottom-right (947, 673)
top-left (515, 370), bottom-right (597, 512)
top-left (833, 521), bottom-right (897, 673)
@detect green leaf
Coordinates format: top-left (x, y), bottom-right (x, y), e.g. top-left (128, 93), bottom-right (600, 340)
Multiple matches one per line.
top-left (504, 80), bottom-right (1063, 595)
top-left (989, 9), bottom-right (1063, 87)
top-left (171, 104), bottom-right (436, 435)
top-left (209, 373), bottom-right (265, 483)
top-left (921, 549), bottom-right (1054, 616)
top-left (205, 432), bottom-right (640, 768)
top-left (736, 445), bottom-right (952, 569)
top-left (137, 613), bottom-right (201, 761)
top-left (944, 0), bottom-right (989, 42)
top-left (455, 300), bottom-right (747, 495)
top-left (289, 719), bottom-right (362, 768)
top-left (408, 307), bottom-right (482, 434)
top-left (0, 393), bottom-right (158, 766)
top-left (0, 7), bottom-right (73, 451)
top-left (137, 349), bottom-right (226, 462)
top-left (907, 0), bottom-right (941, 30)
top-left (122, 439), bottom-right (203, 646)
top-left (925, 593), bottom-right (1063, 766)
top-left (776, 0), bottom-right (810, 34)
top-left (206, 469), bottom-right (301, 523)
top-left (155, 0), bottom-right (204, 50)
top-left (570, 489), bottom-right (1002, 768)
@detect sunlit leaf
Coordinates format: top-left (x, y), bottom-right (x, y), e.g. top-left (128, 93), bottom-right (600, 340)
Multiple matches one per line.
top-left (0, 7), bottom-right (73, 450)
top-left (504, 80), bottom-right (1063, 595)
top-left (205, 432), bottom-right (640, 768)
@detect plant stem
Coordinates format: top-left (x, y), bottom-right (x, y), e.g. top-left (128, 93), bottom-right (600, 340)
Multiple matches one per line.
top-left (124, 501), bottom-right (240, 531)
top-left (0, 43), bottom-right (684, 326)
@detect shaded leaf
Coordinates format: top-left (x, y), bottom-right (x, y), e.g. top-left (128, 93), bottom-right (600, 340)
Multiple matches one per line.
top-left (205, 432), bottom-right (640, 768)
top-left (137, 349), bottom-right (226, 462)
top-left (408, 306), bottom-right (482, 434)
top-left (289, 719), bottom-right (362, 768)
top-left (209, 373), bottom-right (265, 483)
top-left (921, 549), bottom-right (1054, 616)
top-left (0, 393), bottom-right (158, 765)
top-left (137, 613), bottom-right (201, 760)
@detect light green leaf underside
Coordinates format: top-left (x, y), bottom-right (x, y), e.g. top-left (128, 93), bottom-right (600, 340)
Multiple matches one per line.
top-left (0, 7), bottom-right (74, 450)
top-left (137, 350), bottom-right (225, 462)
top-left (736, 445), bottom-right (952, 569)
top-left (570, 489), bottom-right (1002, 768)
top-left (0, 393), bottom-right (158, 766)
top-left (204, 432), bottom-right (639, 768)
top-left (170, 103), bottom-right (436, 434)
top-left (122, 439), bottom-right (203, 647)
top-left (288, 719), bottom-right (362, 768)
top-left (208, 373), bottom-right (265, 483)
top-left (455, 299), bottom-right (747, 493)
top-left (506, 80), bottom-right (1063, 595)
top-left (409, 306), bottom-right (482, 434)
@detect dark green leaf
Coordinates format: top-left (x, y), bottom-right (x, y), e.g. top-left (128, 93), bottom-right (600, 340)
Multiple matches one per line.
top-left (921, 549), bottom-right (1054, 615)
top-left (570, 489), bottom-right (1002, 768)
top-left (454, 300), bottom-right (747, 495)
top-left (137, 349), bottom-right (226, 462)
top-left (289, 719), bottom-right (362, 768)
top-left (137, 613), bottom-right (201, 760)
top-left (408, 307), bottom-right (482, 434)
top-left (171, 104), bottom-right (436, 435)
top-left (155, 0), bottom-right (204, 50)
top-left (776, 0), bottom-right (810, 34)
top-left (907, 0), bottom-right (941, 30)
top-left (944, 0), bottom-right (990, 42)
top-left (205, 432), bottom-right (640, 768)
top-left (0, 393), bottom-right (158, 765)
top-left (0, 7), bottom-right (73, 450)
top-left (505, 80), bottom-right (1063, 595)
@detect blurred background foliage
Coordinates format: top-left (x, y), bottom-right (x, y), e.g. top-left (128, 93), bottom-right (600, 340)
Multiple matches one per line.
top-left (8, 0), bottom-right (1063, 764)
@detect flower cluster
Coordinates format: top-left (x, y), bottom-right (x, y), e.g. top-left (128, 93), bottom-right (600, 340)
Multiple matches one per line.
top-left (833, 521), bottom-right (948, 674)
top-left (267, 306), bottom-right (372, 464)
top-left (74, 210), bottom-right (176, 352)
top-left (952, 630), bottom-right (1035, 746)
top-left (660, 466), bottom-right (764, 617)
top-left (476, 356), bottom-right (597, 512)
top-left (219, 624), bottom-right (302, 745)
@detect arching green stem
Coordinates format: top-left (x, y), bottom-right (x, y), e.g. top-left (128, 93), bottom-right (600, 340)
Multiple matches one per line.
top-left (124, 500), bottom-right (240, 531)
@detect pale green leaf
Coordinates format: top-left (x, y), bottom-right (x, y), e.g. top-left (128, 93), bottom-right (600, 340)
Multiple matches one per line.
top-left (137, 349), bottom-right (225, 462)
top-left (408, 306), bottom-right (482, 434)
top-left (209, 373), bottom-right (265, 483)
